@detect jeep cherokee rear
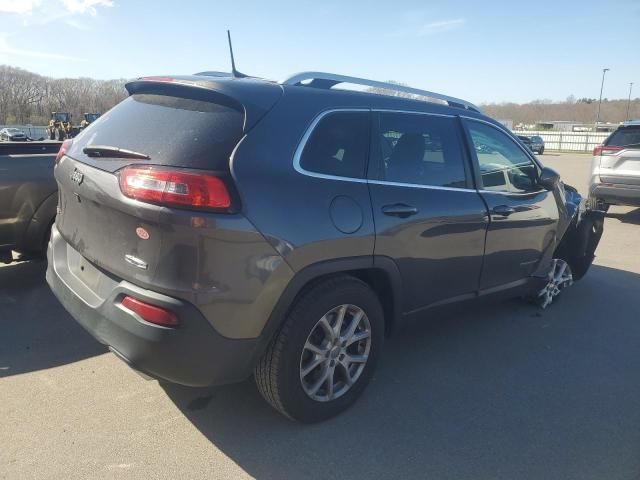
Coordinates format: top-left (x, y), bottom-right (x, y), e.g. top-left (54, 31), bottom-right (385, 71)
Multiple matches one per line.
top-left (47, 72), bottom-right (602, 422)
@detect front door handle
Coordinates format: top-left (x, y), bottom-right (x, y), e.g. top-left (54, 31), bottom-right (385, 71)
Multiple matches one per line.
top-left (491, 205), bottom-right (516, 216)
top-left (382, 204), bottom-right (418, 218)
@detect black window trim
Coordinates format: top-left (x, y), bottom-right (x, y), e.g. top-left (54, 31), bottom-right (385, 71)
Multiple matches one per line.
top-left (293, 107), bottom-right (479, 193)
top-left (461, 116), bottom-right (545, 196)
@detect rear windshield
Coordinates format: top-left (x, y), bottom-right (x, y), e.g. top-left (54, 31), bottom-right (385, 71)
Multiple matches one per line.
top-left (606, 126), bottom-right (640, 147)
top-left (72, 93), bottom-right (244, 170)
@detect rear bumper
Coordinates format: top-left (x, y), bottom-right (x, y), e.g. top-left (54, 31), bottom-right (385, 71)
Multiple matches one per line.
top-left (46, 225), bottom-right (259, 387)
top-left (590, 183), bottom-right (640, 206)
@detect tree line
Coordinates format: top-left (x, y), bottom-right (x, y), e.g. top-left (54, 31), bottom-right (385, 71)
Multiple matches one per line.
top-left (482, 96), bottom-right (640, 126)
top-left (0, 65), bottom-right (127, 125)
top-left (1, 66), bottom-right (638, 127)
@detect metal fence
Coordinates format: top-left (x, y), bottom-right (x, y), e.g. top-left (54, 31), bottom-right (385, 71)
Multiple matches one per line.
top-left (513, 130), bottom-right (609, 153)
top-left (0, 125), bottom-right (48, 140)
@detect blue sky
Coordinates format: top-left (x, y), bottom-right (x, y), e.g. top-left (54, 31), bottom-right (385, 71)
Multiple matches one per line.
top-left (0, 0), bottom-right (638, 104)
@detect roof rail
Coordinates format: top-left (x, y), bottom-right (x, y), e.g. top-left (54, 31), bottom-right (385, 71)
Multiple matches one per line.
top-left (194, 71), bottom-right (232, 77)
top-left (281, 71), bottom-right (481, 112)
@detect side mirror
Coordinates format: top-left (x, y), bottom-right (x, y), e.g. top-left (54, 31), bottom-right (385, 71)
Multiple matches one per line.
top-left (538, 166), bottom-right (560, 190)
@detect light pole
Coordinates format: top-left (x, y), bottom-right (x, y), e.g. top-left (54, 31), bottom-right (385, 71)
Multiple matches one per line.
top-left (626, 82), bottom-right (634, 121)
top-left (595, 68), bottom-right (610, 131)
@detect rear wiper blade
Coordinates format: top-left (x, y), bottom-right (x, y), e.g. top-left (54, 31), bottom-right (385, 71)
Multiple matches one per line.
top-left (83, 145), bottom-right (150, 160)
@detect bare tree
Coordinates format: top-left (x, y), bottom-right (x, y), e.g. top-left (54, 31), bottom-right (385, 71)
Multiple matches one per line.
top-left (0, 65), bottom-right (127, 125)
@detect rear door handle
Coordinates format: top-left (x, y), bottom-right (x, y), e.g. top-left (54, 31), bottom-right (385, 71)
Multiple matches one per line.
top-left (382, 204), bottom-right (418, 218)
top-left (491, 205), bottom-right (516, 216)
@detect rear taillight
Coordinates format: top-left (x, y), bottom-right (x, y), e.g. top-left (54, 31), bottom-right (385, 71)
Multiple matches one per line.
top-left (593, 145), bottom-right (623, 156)
top-left (118, 166), bottom-right (231, 210)
top-left (121, 296), bottom-right (179, 327)
top-left (55, 138), bottom-right (73, 164)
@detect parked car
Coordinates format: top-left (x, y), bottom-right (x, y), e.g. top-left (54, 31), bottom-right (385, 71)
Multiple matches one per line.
top-left (517, 135), bottom-right (545, 154)
top-left (517, 135), bottom-right (533, 150)
top-left (0, 144), bottom-right (58, 263)
top-left (589, 120), bottom-right (640, 210)
top-left (530, 135), bottom-right (545, 154)
top-left (47, 72), bottom-right (603, 422)
top-left (0, 127), bottom-right (28, 142)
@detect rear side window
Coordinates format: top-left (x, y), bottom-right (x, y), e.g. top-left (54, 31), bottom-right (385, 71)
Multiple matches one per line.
top-left (299, 111), bottom-right (369, 179)
top-left (606, 126), bottom-right (640, 147)
top-left (371, 112), bottom-right (467, 188)
top-left (72, 94), bottom-right (244, 170)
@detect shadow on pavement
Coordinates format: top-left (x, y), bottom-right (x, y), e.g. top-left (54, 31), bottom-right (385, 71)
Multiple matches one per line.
top-left (0, 260), bottom-right (106, 378)
top-left (162, 264), bottom-right (640, 480)
top-left (607, 207), bottom-right (640, 226)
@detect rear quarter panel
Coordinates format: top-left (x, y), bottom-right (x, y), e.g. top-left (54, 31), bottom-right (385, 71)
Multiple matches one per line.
top-left (231, 88), bottom-right (376, 273)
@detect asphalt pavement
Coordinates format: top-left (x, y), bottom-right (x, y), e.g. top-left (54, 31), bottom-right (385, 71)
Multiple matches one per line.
top-left (1, 153), bottom-right (639, 480)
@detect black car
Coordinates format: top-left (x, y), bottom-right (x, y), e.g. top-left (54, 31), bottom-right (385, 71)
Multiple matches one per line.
top-left (47, 72), bottom-right (602, 422)
top-left (0, 127), bottom-right (28, 142)
top-left (517, 134), bottom-right (545, 154)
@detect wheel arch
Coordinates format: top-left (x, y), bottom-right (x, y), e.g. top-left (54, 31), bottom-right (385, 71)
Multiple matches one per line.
top-left (250, 256), bottom-right (403, 367)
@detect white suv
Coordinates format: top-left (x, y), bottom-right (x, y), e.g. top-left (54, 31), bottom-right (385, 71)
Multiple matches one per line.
top-left (589, 120), bottom-right (640, 210)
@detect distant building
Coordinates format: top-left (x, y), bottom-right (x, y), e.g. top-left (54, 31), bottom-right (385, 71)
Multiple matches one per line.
top-left (535, 120), bottom-right (618, 133)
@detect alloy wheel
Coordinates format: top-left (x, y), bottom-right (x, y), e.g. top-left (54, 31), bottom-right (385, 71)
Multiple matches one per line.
top-left (299, 304), bottom-right (372, 402)
top-left (538, 258), bottom-right (573, 309)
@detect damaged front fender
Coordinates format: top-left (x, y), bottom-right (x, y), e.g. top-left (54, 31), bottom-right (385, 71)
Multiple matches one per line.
top-left (553, 183), bottom-right (605, 280)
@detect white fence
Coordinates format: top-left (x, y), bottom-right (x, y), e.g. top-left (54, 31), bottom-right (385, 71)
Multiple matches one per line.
top-left (0, 125), bottom-right (48, 140)
top-left (513, 130), bottom-right (609, 152)
top-left (1, 125), bottom-right (611, 153)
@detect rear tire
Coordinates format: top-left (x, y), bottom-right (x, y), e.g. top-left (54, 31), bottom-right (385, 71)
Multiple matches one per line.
top-left (255, 275), bottom-right (384, 423)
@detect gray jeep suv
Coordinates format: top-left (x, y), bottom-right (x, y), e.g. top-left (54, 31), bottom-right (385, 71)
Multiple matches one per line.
top-left (47, 72), bottom-right (603, 422)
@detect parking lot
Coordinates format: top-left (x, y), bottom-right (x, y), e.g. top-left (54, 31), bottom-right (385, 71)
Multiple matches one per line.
top-left (1, 153), bottom-right (639, 480)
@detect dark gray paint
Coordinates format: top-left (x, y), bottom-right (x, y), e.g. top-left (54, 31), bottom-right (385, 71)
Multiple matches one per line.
top-left (47, 75), bottom-right (597, 387)
top-left (0, 152), bottom-right (57, 254)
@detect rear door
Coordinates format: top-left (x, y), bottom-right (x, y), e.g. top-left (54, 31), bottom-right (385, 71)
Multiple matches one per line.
top-left (599, 124), bottom-right (640, 185)
top-left (463, 118), bottom-right (558, 291)
top-left (368, 111), bottom-right (488, 313)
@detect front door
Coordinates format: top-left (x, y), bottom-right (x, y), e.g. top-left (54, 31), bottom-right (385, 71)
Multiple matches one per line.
top-left (463, 119), bottom-right (559, 291)
top-left (368, 111), bottom-right (488, 313)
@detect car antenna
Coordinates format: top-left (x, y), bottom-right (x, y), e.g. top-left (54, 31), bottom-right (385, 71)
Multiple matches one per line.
top-left (227, 30), bottom-right (246, 78)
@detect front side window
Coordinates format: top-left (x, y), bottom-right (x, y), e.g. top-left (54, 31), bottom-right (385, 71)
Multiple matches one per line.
top-left (299, 111), bottom-right (369, 179)
top-left (371, 112), bottom-right (467, 188)
top-left (466, 121), bottom-right (539, 193)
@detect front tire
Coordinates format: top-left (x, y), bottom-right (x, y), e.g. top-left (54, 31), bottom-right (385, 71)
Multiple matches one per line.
top-left (539, 147), bottom-right (544, 155)
top-left (255, 275), bottom-right (384, 423)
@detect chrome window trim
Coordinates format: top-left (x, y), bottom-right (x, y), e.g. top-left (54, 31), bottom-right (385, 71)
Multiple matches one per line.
top-left (292, 108), bottom-right (369, 184)
top-left (373, 109), bottom-right (456, 118)
top-left (368, 179), bottom-right (476, 193)
top-left (460, 115), bottom-right (543, 168)
top-left (461, 115), bottom-right (547, 195)
top-left (293, 108), bottom-right (467, 190)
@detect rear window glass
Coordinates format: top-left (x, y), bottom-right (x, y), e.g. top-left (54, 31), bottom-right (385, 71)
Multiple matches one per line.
top-left (607, 126), bottom-right (640, 147)
top-left (299, 111), bottom-right (369, 179)
top-left (72, 94), bottom-right (244, 170)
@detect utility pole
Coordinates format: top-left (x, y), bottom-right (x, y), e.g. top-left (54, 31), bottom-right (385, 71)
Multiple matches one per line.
top-left (595, 68), bottom-right (610, 131)
top-left (626, 82), bottom-right (634, 121)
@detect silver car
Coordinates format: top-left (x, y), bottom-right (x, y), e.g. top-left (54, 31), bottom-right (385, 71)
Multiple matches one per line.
top-left (589, 120), bottom-right (640, 210)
